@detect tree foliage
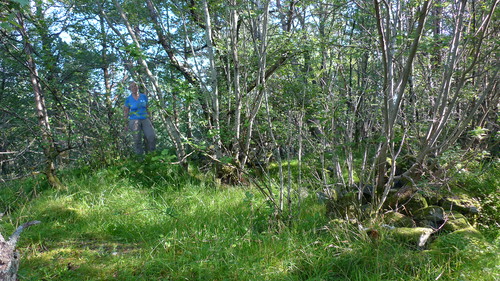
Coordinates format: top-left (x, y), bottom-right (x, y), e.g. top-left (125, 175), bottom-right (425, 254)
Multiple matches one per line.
top-left (1, 0), bottom-right (498, 216)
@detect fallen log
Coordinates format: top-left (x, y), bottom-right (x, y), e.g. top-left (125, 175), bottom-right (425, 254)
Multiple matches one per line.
top-left (0, 221), bottom-right (41, 281)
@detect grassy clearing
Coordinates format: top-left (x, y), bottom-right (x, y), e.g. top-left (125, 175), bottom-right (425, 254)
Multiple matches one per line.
top-left (0, 161), bottom-right (498, 280)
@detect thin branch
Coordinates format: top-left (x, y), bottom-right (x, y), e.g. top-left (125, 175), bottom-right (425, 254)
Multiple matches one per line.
top-left (7, 221), bottom-right (41, 248)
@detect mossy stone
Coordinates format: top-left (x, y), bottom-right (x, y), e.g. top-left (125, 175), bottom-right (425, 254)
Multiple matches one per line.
top-left (430, 226), bottom-right (484, 252)
top-left (404, 193), bottom-right (429, 214)
top-left (414, 206), bottom-right (446, 228)
top-left (383, 211), bottom-right (415, 227)
top-left (439, 194), bottom-right (480, 215)
top-left (384, 187), bottom-right (428, 214)
top-left (390, 227), bottom-right (434, 247)
top-left (443, 212), bottom-right (471, 232)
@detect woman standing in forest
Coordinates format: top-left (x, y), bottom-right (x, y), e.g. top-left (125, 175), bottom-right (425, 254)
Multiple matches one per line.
top-left (123, 81), bottom-right (156, 155)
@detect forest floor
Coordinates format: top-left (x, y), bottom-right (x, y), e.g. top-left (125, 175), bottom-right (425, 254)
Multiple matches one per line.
top-left (0, 159), bottom-right (498, 280)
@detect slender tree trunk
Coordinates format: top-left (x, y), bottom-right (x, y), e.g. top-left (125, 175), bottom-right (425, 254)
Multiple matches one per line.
top-left (239, 0), bottom-right (270, 172)
top-left (297, 109), bottom-right (304, 210)
top-left (99, 11), bottom-right (113, 123)
top-left (229, 0), bottom-right (243, 168)
top-left (16, 12), bottom-right (62, 189)
top-left (202, 0), bottom-right (223, 164)
top-left (264, 88), bottom-right (284, 213)
top-left (97, 10), bottom-right (122, 158)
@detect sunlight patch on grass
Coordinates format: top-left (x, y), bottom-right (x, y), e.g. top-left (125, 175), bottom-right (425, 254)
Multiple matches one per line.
top-left (2, 163), bottom-right (498, 280)
top-left (20, 243), bottom-right (147, 280)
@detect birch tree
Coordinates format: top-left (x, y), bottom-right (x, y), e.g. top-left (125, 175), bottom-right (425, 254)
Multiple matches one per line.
top-left (15, 9), bottom-right (63, 188)
top-left (371, 0), bottom-right (498, 211)
top-left (370, 0), bottom-right (431, 209)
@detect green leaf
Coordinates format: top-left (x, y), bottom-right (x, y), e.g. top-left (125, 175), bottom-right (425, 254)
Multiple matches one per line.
top-left (469, 127), bottom-right (489, 140)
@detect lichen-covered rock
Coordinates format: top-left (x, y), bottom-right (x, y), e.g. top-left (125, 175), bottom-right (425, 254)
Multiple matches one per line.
top-left (443, 212), bottom-right (472, 232)
top-left (384, 186), bottom-right (428, 215)
top-left (383, 211), bottom-right (415, 228)
top-left (414, 206), bottom-right (446, 229)
top-left (439, 195), bottom-right (480, 215)
top-left (390, 227), bottom-right (434, 247)
top-left (403, 193), bottom-right (429, 215)
top-left (430, 226), bottom-right (484, 252)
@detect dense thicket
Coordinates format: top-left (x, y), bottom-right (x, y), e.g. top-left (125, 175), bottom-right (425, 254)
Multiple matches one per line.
top-left (1, 0), bottom-right (498, 216)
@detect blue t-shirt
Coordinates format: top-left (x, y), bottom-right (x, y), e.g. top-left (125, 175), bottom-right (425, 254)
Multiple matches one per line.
top-left (125, 94), bottom-right (149, 120)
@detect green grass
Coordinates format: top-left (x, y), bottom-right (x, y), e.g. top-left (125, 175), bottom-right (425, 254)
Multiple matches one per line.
top-left (0, 160), bottom-right (498, 280)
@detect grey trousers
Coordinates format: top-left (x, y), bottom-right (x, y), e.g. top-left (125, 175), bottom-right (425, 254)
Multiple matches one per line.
top-left (128, 118), bottom-right (156, 155)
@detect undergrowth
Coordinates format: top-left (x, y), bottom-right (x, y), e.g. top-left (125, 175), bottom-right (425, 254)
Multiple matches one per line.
top-left (0, 158), bottom-right (498, 280)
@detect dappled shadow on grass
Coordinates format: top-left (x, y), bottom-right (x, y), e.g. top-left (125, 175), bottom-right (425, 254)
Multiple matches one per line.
top-left (19, 241), bottom-right (144, 281)
top-left (2, 175), bottom-right (408, 280)
top-left (114, 155), bottom-right (208, 192)
top-left (22, 196), bottom-right (498, 281)
top-left (6, 162), bottom-right (499, 281)
top-left (8, 166), bottom-right (300, 279)
top-left (12, 177), bottom-right (334, 279)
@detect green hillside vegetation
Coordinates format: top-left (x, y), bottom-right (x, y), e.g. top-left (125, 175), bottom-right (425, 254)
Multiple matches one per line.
top-left (1, 1), bottom-right (499, 279)
top-left (1, 157), bottom-right (498, 280)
